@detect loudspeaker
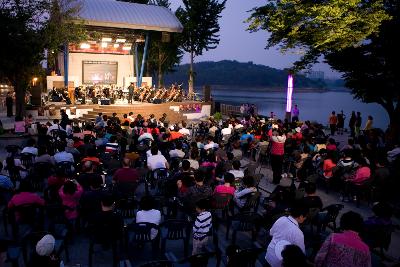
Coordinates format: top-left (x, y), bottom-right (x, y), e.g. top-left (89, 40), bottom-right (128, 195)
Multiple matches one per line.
top-left (203, 85), bottom-right (211, 102)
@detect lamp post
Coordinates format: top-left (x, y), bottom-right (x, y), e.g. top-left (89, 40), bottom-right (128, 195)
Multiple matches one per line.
top-left (285, 74), bottom-right (293, 121)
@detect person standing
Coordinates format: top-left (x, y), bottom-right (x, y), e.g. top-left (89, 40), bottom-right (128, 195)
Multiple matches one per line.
top-left (270, 129), bottom-right (286, 184)
top-left (349, 111), bottom-right (356, 137)
top-left (364, 115), bottom-right (373, 131)
top-left (355, 112), bottom-right (362, 137)
top-left (328, 111), bottom-right (338, 136)
top-left (336, 110), bottom-right (345, 135)
top-left (5, 92), bottom-right (13, 117)
top-left (128, 82), bottom-right (134, 104)
top-left (292, 104), bottom-right (300, 122)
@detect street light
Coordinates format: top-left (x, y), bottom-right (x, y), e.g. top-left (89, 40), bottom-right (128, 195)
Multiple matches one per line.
top-left (32, 77), bottom-right (38, 86)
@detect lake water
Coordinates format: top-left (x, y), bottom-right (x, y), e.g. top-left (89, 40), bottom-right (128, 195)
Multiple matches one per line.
top-left (198, 88), bottom-right (389, 129)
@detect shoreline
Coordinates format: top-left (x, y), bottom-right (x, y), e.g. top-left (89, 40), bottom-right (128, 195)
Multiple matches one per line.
top-left (195, 85), bottom-right (349, 93)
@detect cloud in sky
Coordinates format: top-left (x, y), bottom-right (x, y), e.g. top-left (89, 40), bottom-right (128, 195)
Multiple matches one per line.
top-left (169, 0), bottom-right (341, 78)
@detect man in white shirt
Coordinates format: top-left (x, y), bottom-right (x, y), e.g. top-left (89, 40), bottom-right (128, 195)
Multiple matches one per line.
top-left (21, 138), bottom-right (38, 156)
top-left (265, 202), bottom-right (308, 267)
top-left (169, 142), bottom-right (185, 158)
top-left (178, 122), bottom-right (191, 136)
top-left (221, 125), bottom-right (232, 136)
top-left (147, 147), bottom-right (169, 171)
top-left (229, 160), bottom-right (244, 180)
top-left (53, 143), bottom-right (74, 163)
top-left (47, 119), bottom-right (65, 135)
top-left (204, 136), bottom-right (218, 150)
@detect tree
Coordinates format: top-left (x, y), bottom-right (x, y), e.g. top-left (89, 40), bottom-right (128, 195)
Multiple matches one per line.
top-left (176, 0), bottom-right (226, 97)
top-left (325, 0), bottom-right (400, 143)
top-left (0, 0), bottom-right (84, 117)
top-left (148, 33), bottom-right (183, 87)
top-left (146, 0), bottom-right (182, 87)
top-left (247, 0), bottom-right (390, 70)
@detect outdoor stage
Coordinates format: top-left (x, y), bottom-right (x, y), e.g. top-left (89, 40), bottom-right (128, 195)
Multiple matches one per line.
top-left (34, 101), bottom-right (212, 124)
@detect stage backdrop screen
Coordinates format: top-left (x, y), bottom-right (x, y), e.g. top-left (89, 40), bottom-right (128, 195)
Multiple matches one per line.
top-left (82, 61), bottom-right (118, 84)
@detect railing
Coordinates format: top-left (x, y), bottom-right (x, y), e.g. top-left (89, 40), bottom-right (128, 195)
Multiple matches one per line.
top-left (220, 104), bottom-right (241, 116)
top-left (220, 103), bottom-right (258, 116)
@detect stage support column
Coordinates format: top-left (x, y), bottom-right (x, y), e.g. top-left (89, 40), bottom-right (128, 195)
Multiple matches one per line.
top-left (138, 33), bottom-right (150, 87)
top-left (63, 44), bottom-right (69, 88)
top-left (134, 43), bottom-right (139, 88)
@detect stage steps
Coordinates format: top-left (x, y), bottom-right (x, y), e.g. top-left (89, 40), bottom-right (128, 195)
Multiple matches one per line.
top-left (80, 103), bottom-right (187, 123)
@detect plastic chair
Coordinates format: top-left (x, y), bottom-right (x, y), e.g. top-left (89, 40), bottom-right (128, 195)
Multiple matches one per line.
top-left (20, 153), bottom-right (35, 170)
top-left (226, 212), bottom-right (261, 244)
top-left (7, 204), bottom-right (45, 240)
top-left (224, 245), bottom-right (266, 267)
top-left (138, 260), bottom-right (173, 267)
top-left (235, 191), bottom-right (261, 215)
top-left (0, 239), bottom-right (21, 267)
top-left (318, 204), bottom-right (344, 232)
top-left (115, 198), bottom-right (137, 225)
top-left (126, 222), bottom-right (160, 251)
top-left (161, 219), bottom-right (190, 257)
top-left (56, 161), bottom-right (74, 177)
top-left (165, 249), bottom-right (221, 267)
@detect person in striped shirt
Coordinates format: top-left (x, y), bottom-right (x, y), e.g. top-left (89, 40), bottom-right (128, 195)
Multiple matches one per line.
top-left (192, 199), bottom-right (212, 255)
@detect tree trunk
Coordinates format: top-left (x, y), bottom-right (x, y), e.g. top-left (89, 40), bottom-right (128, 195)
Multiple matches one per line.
top-left (157, 49), bottom-right (163, 88)
top-left (188, 50), bottom-right (194, 99)
top-left (386, 104), bottom-right (400, 146)
top-left (14, 79), bottom-right (26, 118)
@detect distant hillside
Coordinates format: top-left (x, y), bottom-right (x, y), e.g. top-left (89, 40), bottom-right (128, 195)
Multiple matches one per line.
top-left (163, 60), bottom-right (326, 89)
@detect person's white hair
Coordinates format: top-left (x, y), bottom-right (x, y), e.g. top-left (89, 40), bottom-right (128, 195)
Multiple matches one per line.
top-left (36, 234), bottom-right (55, 256)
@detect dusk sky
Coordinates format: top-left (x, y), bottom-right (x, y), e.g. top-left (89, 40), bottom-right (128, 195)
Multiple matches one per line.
top-left (169, 0), bottom-right (340, 78)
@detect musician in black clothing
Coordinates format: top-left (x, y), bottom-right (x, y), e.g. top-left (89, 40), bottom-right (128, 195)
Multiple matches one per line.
top-left (5, 92), bottom-right (13, 117)
top-left (128, 82), bottom-right (134, 104)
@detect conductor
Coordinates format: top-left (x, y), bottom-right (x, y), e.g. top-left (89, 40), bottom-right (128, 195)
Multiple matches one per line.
top-left (128, 82), bottom-right (134, 104)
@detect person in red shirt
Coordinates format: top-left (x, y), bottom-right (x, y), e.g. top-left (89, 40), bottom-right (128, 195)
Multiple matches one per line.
top-left (112, 158), bottom-right (139, 184)
top-left (81, 147), bottom-right (101, 165)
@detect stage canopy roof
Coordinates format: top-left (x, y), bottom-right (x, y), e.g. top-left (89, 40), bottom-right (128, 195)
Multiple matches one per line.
top-left (78, 0), bottom-right (183, 33)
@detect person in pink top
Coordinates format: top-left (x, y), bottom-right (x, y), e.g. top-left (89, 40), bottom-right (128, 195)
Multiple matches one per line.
top-left (326, 138), bottom-right (337, 151)
top-left (214, 173), bottom-right (235, 195)
top-left (350, 161), bottom-right (371, 185)
top-left (8, 181), bottom-right (45, 221)
top-left (14, 116), bottom-right (26, 134)
top-left (315, 211), bottom-right (371, 267)
top-left (58, 179), bottom-right (83, 220)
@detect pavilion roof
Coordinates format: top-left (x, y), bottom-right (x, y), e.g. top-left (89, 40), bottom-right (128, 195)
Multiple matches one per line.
top-left (78, 0), bottom-right (183, 33)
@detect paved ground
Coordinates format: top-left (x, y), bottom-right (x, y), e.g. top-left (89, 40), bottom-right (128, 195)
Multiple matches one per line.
top-left (0, 133), bottom-right (399, 266)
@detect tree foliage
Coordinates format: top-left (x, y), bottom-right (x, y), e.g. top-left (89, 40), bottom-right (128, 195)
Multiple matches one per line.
top-left (176, 0), bottom-right (226, 95)
top-left (325, 0), bottom-right (400, 138)
top-left (176, 0), bottom-right (226, 57)
top-left (247, 0), bottom-right (391, 70)
top-left (146, 0), bottom-right (182, 87)
top-left (0, 0), bottom-right (84, 116)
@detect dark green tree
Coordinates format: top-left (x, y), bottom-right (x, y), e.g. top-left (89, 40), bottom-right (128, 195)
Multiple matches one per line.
top-left (0, 0), bottom-right (84, 117)
top-left (325, 1), bottom-right (400, 143)
top-left (247, 0), bottom-right (390, 70)
top-left (146, 0), bottom-right (182, 87)
top-left (176, 0), bottom-right (226, 97)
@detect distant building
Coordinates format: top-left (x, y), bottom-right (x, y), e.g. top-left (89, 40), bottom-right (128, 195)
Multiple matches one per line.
top-left (306, 71), bottom-right (325, 80)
